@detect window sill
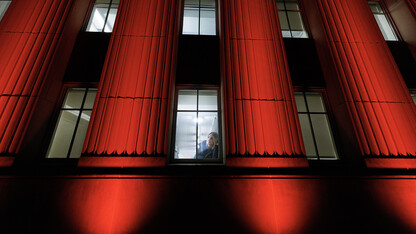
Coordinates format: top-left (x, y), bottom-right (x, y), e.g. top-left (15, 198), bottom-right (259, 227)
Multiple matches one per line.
top-left (0, 156), bottom-right (14, 167)
top-left (225, 156), bottom-right (308, 168)
top-left (78, 156), bottom-right (166, 168)
top-left (365, 158), bottom-right (416, 169)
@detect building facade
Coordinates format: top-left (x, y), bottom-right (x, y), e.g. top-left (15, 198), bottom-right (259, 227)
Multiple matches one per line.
top-left (0, 0), bottom-right (415, 233)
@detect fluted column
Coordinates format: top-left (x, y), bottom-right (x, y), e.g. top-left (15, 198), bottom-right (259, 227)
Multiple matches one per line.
top-left (0, 0), bottom-right (73, 154)
top-left (83, 0), bottom-right (179, 155)
top-left (220, 0), bottom-right (304, 156)
top-left (314, 0), bottom-right (416, 155)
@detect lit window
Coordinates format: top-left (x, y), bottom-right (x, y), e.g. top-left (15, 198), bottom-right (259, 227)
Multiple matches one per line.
top-left (0, 0), bottom-right (11, 21)
top-left (47, 88), bottom-right (97, 158)
top-left (173, 88), bottom-right (222, 161)
top-left (182, 0), bottom-right (216, 35)
top-left (86, 0), bottom-right (119, 33)
top-left (295, 92), bottom-right (338, 160)
top-left (411, 93), bottom-right (416, 105)
top-left (276, 0), bottom-right (308, 38)
top-left (368, 1), bottom-right (398, 41)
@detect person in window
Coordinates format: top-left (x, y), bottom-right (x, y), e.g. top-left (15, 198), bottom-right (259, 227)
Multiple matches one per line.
top-left (197, 132), bottom-right (219, 159)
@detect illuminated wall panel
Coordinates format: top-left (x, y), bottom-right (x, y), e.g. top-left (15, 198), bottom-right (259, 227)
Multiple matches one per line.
top-left (220, 0), bottom-right (304, 156)
top-left (0, 0), bottom-right (73, 154)
top-left (83, 0), bottom-right (179, 155)
top-left (313, 0), bottom-right (416, 156)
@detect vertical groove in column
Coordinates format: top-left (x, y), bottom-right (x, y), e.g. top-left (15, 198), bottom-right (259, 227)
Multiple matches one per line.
top-left (0, 0), bottom-right (74, 154)
top-left (83, 0), bottom-right (179, 155)
top-left (220, 0), bottom-right (304, 156)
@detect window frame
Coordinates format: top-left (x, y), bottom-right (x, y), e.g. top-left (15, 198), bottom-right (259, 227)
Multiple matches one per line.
top-left (168, 85), bottom-right (224, 165)
top-left (180, 0), bottom-right (218, 36)
top-left (294, 88), bottom-right (340, 160)
top-left (276, 0), bottom-right (309, 38)
top-left (45, 83), bottom-right (98, 159)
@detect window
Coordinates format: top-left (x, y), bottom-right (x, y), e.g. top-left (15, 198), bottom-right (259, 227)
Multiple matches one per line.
top-left (276, 0), bottom-right (308, 38)
top-left (411, 93), bottom-right (416, 105)
top-left (368, 1), bottom-right (398, 41)
top-left (295, 92), bottom-right (338, 160)
top-left (0, 0), bottom-right (11, 22)
top-left (47, 88), bottom-right (97, 158)
top-left (182, 0), bottom-right (216, 35)
top-left (172, 88), bottom-right (222, 162)
top-left (86, 0), bottom-right (119, 33)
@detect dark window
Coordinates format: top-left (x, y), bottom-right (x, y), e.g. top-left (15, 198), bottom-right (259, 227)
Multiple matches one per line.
top-left (0, 0), bottom-right (11, 21)
top-left (46, 88), bottom-right (97, 158)
top-left (86, 0), bottom-right (119, 33)
top-left (182, 0), bottom-right (216, 35)
top-left (276, 0), bottom-right (308, 38)
top-left (368, 1), bottom-right (399, 41)
top-left (172, 88), bottom-right (222, 162)
top-left (295, 92), bottom-right (338, 160)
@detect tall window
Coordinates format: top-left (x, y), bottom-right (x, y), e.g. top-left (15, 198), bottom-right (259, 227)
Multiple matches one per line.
top-left (47, 88), bottom-right (97, 158)
top-left (368, 1), bottom-right (398, 41)
top-left (173, 88), bottom-right (221, 161)
top-left (295, 92), bottom-right (338, 160)
top-left (0, 0), bottom-right (11, 22)
top-left (182, 0), bottom-right (216, 35)
top-left (276, 0), bottom-right (308, 38)
top-left (86, 0), bottom-right (119, 33)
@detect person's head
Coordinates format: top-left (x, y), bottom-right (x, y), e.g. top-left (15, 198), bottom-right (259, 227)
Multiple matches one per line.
top-left (206, 132), bottom-right (219, 149)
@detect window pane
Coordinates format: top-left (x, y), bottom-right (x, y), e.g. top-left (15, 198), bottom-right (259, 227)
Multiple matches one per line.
top-left (201, 0), bottom-right (215, 7)
top-left (298, 114), bottom-right (317, 158)
top-left (294, 93), bottom-right (306, 112)
top-left (285, 2), bottom-right (299, 11)
top-left (278, 12), bottom-right (289, 30)
top-left (197, 112), bottom-right (219, 159)
top-left (369, 2), bottom-right (383, 13)
top-left (63, 88), bottom-right (86, 109)
top-left (178, 90), bottom-right (197, 110)
top-left (175, 112), bottom-right (197, 159)
top-left (281, 30), bottom-right (291, 38)
top-left (306, 93), bottom-right (325, 112)
top-left (287, 12), bottom-right (304, 31)
top-left (84, 89), bottom-right (98, 109)
top-left (310, 114), bottom-right (337, 158)
top-left (200, 9), bottom-right (216, 35)
top-left (86, 6), bottom-right (109, 32)
top-left (374, 15), bottom-right (398, 41)
top-left (411, 94), bottom-right (416, 105)
top-left (199, 90), bottom-right (217, 110)
top-left (47, 110), bottom-right (79, 158)
top-left (183, 8), bottom-right (199, 35)
top-left (276, 2), bottom-right (285, 10)
top-left (0, 1), bottom-right (11, 21)
top-left (69, 111), bottom-right (91, 158)
top-left (104, 8), bottom-right (117, 33)
top-left (185, 0), bottom-right (199, 6)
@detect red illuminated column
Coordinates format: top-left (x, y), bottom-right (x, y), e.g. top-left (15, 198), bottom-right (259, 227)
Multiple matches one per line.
top-left (220, 0), bottom-right (304, 156)
top-left (0, 0), bottom-right (74, 154)
top-left (83, 0), bottom-right (179, 155)
top-left (313, 0), bottom-right (416, 156)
